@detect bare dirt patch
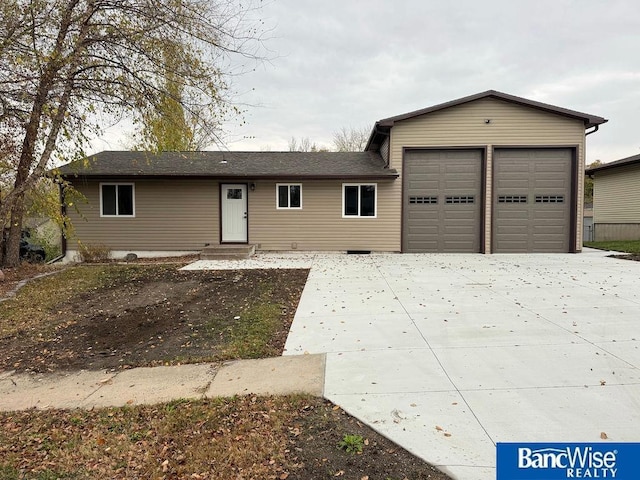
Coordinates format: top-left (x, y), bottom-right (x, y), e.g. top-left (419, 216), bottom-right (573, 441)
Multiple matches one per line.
top-left (0, 266), bottom-right (308, 373)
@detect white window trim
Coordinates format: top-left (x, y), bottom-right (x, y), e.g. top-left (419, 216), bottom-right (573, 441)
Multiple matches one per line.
top-left (276, 183), bottom-right (303, 210)
top-left (342, 183), bottom-right (377, 218)
top-left (99, 182), bottom-right (136, 217)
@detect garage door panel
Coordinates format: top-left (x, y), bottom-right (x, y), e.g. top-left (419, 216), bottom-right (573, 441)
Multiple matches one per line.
top-left (445, 228), bottom-right (477, 236)
top-left (535, 165), bottom-right (566, 175)
top-left (445, 213), bottom-right (477, 223)
top-left (404, 150), bottom-right (482, 253)
top-left (533, 210), bottom-right (566, 219)
top-left (407, 211), bottom-right (438, 220)
top-left (445, 163), bottom-right (475, 173)
top-left (407, 180), bottom-right (440, 190)
top-left (493, 148), bottom-right (572, 253)
top-left (497, 208), bottom-right (529, 218)
top-left (535, 182), bottom-right (567, 191)
top-left (496, 180), bottom-right (529, 190)
top-left (445, 181), bottom-right (477, 190)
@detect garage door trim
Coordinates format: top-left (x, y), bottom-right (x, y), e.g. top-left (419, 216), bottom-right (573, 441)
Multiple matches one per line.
top-left (401, 146), bottom-right (487, 253)
top-left (490, 145), bottom-right (578, 253)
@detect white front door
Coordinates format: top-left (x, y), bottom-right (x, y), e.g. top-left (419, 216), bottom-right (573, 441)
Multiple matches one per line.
top-left (221, 184), bottom-right (248, 243)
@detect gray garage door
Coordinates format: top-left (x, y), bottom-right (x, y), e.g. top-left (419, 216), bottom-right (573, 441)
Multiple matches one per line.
top-left (493, 148), bottom-right (573, 253)
top-left (403, 150), bottom-right (482, 252)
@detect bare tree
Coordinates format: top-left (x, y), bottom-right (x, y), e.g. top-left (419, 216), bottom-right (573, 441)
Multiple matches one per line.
top-left (332, 126), bottom-right (371, 152)
top-left (130, 42), bottom-right (222, 151)
top-left (584, 160), bottom-right (602, 204)
top-left (288, 136), bottom-right (329, 152)
top-left (0, 0), bottom-right (265, 266)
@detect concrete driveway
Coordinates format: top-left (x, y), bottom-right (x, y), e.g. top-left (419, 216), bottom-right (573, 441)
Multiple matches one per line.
top-left (284, 250), bottom-right (640, 480)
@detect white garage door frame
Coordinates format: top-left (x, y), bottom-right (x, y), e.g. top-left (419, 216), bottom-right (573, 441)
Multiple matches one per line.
top-left (401, 147), bottom-right (487, 253)
top-left (491, 146), bottom-right (578, 253)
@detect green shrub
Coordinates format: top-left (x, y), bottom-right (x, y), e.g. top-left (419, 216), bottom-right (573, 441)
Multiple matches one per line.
top-left (29, 229), bottom-right (62, 262)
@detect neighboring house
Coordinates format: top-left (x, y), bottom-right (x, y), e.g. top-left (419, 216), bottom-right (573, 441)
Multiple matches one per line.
top-left (24, 215), bottom-right (63, 251)
top-left (583, 202), bottom-right (594, 242)
top-left (585, 154), bottom-right (640, 241)
top-left (58, 90), bottom-right (606, 259)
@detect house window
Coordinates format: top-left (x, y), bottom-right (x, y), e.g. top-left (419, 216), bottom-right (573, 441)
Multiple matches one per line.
top-left (409, 196), bottom-right (438, 204)
top-left (100, 183), bottom-right (135, 217)
top-left (227, 188), bottom-right (243, 200)
top-left (535, 195), bottom-right (565, 204)
top-left (445, 195), bottom-right (475, 204)
top-left (276, 184), bottom-right (302, 209)
top-left (498, 195), bottom-right (528, 204)
top-left (343, 184), bottom-right (377, 218)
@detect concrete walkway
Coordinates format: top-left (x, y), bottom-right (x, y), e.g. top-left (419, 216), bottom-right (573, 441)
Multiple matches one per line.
top-left (0, 354), bottom-right (325, 410)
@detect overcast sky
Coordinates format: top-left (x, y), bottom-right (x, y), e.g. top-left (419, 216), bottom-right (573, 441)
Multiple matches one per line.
top-left (93, 0), bottom-right (640, 164)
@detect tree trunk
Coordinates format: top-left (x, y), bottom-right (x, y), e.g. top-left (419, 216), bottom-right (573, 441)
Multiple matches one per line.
top-left (0, 189), bottom-right (4, 265)
top-left (4, 194), bottom-right (25, 267)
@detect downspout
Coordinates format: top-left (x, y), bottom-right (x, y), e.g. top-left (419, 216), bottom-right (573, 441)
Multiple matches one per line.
top-left (49, 181), bottom-right (67, 263)
top-left (583, 125), bottom-right (599, 244)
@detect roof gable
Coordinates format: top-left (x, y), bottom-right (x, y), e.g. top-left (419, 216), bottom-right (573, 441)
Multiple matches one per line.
top-left (378, 90), bottom-right (607, 128)
top-left (366, 90), bottom-right (607, 151)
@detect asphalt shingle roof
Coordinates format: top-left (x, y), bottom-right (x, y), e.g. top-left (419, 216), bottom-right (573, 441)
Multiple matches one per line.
top-left (58, 151), bottom-right (398, 179)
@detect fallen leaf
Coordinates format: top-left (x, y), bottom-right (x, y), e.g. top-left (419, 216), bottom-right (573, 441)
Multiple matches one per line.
top-left (444, 432), bottom-right (452, 437)
top-left (435, 425), bottom-right (444, 431)
top-left (334, 471), bottom-right (344, 477)
top-left (600, 432), bottom-right (608, 439)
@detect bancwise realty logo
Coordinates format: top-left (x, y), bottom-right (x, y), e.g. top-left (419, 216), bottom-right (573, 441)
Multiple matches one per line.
top-left (497, 443), bottom-right (640, 479)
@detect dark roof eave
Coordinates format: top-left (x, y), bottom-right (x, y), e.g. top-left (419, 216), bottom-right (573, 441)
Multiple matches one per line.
top-left (585, 154), bottom-right (640, 175)
top-left (61, 173), bottom-right (399, 181)
top-left (364, 125), bottom-right (391, 152)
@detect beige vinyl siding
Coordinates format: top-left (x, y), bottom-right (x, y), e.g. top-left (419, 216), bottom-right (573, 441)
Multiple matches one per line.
top-left (388, 97), bottom-right (586, 252)
top-left (249, 180), bottom-right (399, 251)
top-left (593, 166), bottom-right (640, 223)
top-left (68, 179), bottom-right (218, 250)
top-left (592, 165), bottom-right (640, 241)
top-left (593, 224), bottom-right (640, 241)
